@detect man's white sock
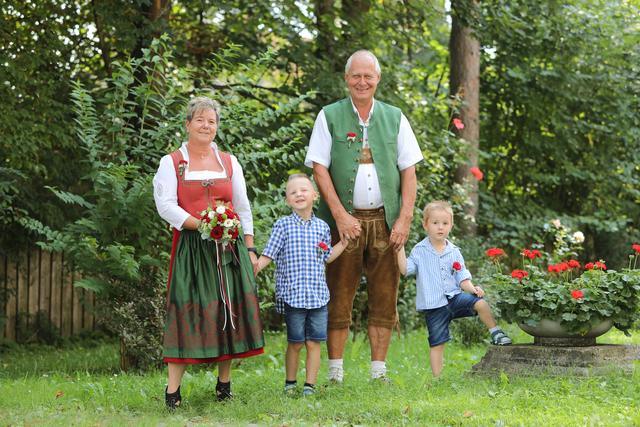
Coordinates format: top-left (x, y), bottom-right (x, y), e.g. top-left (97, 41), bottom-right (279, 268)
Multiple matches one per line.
top-left (370, 360), bottom-right (386, 378)
top-left (328, 359), bottom-right (343, 369)
top-left (328, 359), bottom-right (344, 381)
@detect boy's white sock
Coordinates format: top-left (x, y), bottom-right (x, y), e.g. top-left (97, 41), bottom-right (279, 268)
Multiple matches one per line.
top-left (328, 359), bottom-right (343, 382)
top-left (370, 360), bottom-right (386, 379)
top-left (489, 326), bottom-right (501, 334)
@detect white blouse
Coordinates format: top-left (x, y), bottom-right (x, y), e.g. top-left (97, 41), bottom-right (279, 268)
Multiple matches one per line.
top-left (152, 143), bottom-right (254, 235)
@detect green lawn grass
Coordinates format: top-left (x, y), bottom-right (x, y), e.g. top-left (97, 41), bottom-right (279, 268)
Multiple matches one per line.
top-left (1, 327), bottom-right (639, 426)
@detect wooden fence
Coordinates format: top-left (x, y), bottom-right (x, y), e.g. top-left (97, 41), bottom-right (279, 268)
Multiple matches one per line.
top-left (1, 247), bottom-right (96, 342)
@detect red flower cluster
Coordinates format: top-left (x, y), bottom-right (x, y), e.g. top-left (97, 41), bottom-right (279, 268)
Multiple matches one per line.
top-left (522, 249), bottom-right (542, 259)
top-left (548, 262), bottom-right (570, 273)
top-left (548, 260), bottom-right (582, 273)
top-left (318, 242), bottom-right (329, 251)
top-left (486, 248), bottom-right (505, 258)
top-left (452, 261), bottom-right (462, 271)
top-left (511, 269), bottom-right (529, 282)
top-left (571, 290), bottom-right (585, 300)
top-left (584, 261), bottom-right (607, 271)
top-left (567, 259), bottom-right (581, 269)
top-left (452, 118), bottom-right (465, 130)
top-left (469, 166), bottom-right (483, 181)
top-left (632, 243), bottom-right (640, 254)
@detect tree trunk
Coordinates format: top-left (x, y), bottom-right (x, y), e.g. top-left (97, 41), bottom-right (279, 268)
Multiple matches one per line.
top-left (449, 0), bottom-right (480, 235)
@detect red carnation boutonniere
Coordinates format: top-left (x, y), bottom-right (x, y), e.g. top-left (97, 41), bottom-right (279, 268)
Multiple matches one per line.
top-left (346, 132), bottom-right (357, 148)
top-left (317, 241), bottom-right (329, 258)
top-left (178, 160), bottom-right (188, 177)
top-left (452, 261), bottom-right (462, 274)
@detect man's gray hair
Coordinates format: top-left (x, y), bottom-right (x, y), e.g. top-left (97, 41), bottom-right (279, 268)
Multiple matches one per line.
top-left (345, 50), bottom-right (381, 76)
top-left (186, 96), bottom-right (221, 122)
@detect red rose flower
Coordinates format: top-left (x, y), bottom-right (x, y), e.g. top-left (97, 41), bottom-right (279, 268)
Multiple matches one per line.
top-left (485, 248), bottom-right (505, 258)
top-left (452, 118), bottom-right (465, 130)
top-left (584, 262), bottom-right (595, 270)
top-left (452, 261), bottom-right (462, 271)
top-left (210, 226), bottom-right (224, 240)
top-left (548, 264), bottom-right (560, 273)
top-left (557, 262), bottom-right (569, 272)
top-left (594, 261), bottom-right (607, 270)
top-left (568, 260), bottom-right (581, 269)
top-left (571, 290), bottom-right (584, 300)
top-left (511, 269), bottom-right (529, 282)
top-left (346, 132), bottom-right (357, 138)
top-left (179, 160), bottom-right (188, 165)
top-left (632, 243), bottom-right (640, 254)
top-left (225, 209), bottom-right (234, 218)
top-left (469, 166), bottom-right (484, 181)
top-left (318, 242), bottom-right (329, 251)
top-left (230, 228), bottom-right (239, 239)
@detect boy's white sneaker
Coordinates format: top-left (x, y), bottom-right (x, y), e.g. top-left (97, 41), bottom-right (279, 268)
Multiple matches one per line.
top-left (328, 366), bottom-right (344, 383)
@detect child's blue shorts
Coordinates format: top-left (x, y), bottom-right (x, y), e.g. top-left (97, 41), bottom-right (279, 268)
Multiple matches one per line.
top-left (284, 303), bottom-right (328, 343)
top-left (423, 292), bottom-right (482, 347)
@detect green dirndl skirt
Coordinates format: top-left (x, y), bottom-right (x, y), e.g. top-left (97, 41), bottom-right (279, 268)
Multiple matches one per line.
top-left (162, 230), bottom-right (264, 363)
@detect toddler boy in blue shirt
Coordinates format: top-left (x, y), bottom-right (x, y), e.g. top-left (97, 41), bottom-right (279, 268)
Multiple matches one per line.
top-left (256, 174), bottom-right (347, 395)
top-left (397, 200), bottom-right (511, 377)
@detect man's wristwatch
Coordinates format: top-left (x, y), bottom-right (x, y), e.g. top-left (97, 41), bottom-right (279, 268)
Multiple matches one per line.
top-left (247, 247), bottom-right (258, 256)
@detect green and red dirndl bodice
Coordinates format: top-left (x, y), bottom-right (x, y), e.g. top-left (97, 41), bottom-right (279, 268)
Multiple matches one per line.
top-left (162, 149), bottom-right (264, 364)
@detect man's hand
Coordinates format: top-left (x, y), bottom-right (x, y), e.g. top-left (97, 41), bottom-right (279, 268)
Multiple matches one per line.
top-left (389, 216), bottom-right (411, 251)
top-left (336, 212), bottom-right (361, 241)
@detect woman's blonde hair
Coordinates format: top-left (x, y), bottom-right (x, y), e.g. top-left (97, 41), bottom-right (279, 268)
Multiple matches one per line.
top-left (423, 200), bottom-right (454, 224)
top-left (186, 96), bottom-right (220, 122)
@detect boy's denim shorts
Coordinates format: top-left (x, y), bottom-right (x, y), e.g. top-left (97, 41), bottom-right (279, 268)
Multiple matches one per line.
top-left (284, 303), bottom-right (328, 343)
top-left (423, 293), bottom-right (482, 347)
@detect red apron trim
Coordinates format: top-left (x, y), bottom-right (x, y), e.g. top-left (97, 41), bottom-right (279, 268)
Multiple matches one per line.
top-left (163, 348), bottom-right (264, 364)
top-left (167, 228), bottom-right (181, 290)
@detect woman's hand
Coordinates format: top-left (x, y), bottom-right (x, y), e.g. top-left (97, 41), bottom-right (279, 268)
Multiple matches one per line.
top-left (249, 251), bottom-right (259, 275)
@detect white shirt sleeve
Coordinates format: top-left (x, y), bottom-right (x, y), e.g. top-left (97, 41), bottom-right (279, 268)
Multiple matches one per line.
top-left (304, 110), bottom-right (332, 168)
top-left (152, 155), bottom-right (191, 230)
top-left (397, 113), bottom-right (423, 170)
top-left (230, 155), bottom-right (254, 236)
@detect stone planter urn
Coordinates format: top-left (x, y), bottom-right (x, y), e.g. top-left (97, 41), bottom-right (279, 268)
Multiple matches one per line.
top-left (518, 319), bottom-right (614, 346)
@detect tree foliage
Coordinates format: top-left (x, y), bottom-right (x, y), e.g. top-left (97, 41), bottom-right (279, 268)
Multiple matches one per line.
top-left (477, 0), bottom-right (640, 264)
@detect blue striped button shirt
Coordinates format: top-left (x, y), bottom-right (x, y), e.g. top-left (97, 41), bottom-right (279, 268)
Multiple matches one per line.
top-left (262, 212), bottom-right (333, 313)
top-left (406, 237), bottom-right (472, 310)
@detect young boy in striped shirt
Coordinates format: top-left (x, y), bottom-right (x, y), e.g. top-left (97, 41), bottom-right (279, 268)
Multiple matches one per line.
top-left (397, 200), bottom-right (511, 377)
top-left (256, 174), bottom-right (347, 396)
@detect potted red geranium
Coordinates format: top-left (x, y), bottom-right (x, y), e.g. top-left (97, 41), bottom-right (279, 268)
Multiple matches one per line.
top-left (480, 221), bottom-right (640, 345)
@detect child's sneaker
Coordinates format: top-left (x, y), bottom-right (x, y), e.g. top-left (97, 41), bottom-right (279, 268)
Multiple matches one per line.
top-left (328, 366), bottom-right (343, 383)
top-left (302, 384), bottom-right (316, 396)
top-left (490, 329), bottom-right (512, 345)
top-left (283, 382), bottom-right (297, 396)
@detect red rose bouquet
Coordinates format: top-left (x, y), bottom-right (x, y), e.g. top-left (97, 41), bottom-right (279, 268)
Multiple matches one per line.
top-left (198, 201), bottom-right (241, 247)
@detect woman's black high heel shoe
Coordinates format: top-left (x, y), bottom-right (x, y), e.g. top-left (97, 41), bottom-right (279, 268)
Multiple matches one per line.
top-left (215, 379), bottom-right (232, 401)
top-left (165, 386), bottom-right (181, 410)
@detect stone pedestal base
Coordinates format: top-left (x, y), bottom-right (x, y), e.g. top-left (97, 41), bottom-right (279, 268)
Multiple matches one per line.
top-left (472, 344), bottom-right (640, 376)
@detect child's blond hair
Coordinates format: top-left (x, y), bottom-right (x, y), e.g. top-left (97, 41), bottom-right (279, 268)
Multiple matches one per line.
top-left (423, 200), bottom-right (454, 224)
top-left (285, 173), bottom-right (317, 194)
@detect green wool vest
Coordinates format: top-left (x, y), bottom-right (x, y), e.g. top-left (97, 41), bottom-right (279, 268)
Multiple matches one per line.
top-left (317, 98), bottom-right (402, 229)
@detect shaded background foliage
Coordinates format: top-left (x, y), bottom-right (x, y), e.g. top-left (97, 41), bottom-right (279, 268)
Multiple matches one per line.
top-left (1, 0), bottom-right (639, 365)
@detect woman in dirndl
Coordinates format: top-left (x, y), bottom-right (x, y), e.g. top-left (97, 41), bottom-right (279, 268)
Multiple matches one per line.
top-left (153, 96), bottom-right (264, 409)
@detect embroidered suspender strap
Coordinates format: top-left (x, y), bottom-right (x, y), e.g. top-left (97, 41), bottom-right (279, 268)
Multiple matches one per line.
top-left (218, 151), bottom-right (234, 179)
top-left (169, 150), bottom-right (185, 180)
